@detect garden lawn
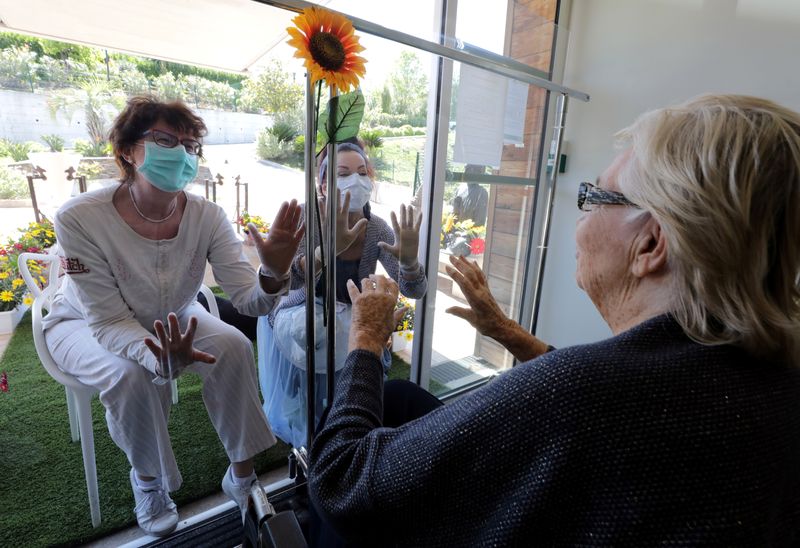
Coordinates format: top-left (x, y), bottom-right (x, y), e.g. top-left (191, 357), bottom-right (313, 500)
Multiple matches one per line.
top-left (0, 311), bottom-right (290, 547)
top-left (373, 136), bottom-right (426, 186)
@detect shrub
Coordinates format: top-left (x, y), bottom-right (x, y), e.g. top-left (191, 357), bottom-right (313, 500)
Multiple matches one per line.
top-left (0, 139), bottom-right (45, 162)
top-left (73, 139), bottom-right (112, 157)
top-left (76, 161), bottom-right (103, 180)
top-left (360, 129), bottom-right (384, 152)
top-left (268, 121), bottom-right (299, 143)
top-left (293, 135), bottom-right (306, 156)
top-left (0, 165), bottom-right (29, 199)
top-left (40, 134), bottom-right (65, 152)
top-left (256, 129), bottom-right (292, 162)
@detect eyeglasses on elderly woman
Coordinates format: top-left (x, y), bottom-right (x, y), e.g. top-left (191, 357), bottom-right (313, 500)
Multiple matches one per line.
top-left (142, 129), bottom-right (203, 155)
top-left (577, 181), bottom-right (639, 211)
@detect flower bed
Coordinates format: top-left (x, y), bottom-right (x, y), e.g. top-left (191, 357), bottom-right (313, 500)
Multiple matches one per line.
top-left (0, 219), bottom-right (55, 314)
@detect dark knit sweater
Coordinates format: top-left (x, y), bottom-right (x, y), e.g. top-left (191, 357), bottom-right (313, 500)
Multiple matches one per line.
top-left (309, 315), bottom-right (800, 546)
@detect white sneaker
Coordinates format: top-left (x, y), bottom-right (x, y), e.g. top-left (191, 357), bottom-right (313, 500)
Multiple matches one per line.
top-left (221, 465), bottom-right (259, 522)
top-left (129, 469), bottom-right (179, 537)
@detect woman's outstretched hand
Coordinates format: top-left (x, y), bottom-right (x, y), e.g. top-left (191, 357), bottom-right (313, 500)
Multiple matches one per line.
top-left (378, 204), bottom-right (423, 267)
top-left (319, 190), bottom-right (368, 256)
top-left (144, 313), bottom-right (216, 382)
top-left (250, 199), bottom-right (305, 278)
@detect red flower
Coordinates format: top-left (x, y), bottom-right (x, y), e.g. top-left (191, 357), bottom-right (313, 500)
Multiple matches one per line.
top-left (0, 371), bottom-right (8, 393)
top-left (0, 249), bottom-right (7, 255)
top-left (27, 246), bottom-right (40, 253)
top-left (469, 237), bottom-right (485, 255)
top-left (13, 243), bottom-right (23, 250)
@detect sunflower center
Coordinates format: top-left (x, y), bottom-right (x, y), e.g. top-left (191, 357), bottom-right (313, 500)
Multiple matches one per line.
top-left (309, 32), bottom-right (346, 71)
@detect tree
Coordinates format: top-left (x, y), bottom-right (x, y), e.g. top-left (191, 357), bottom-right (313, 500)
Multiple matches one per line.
top-left (387, 51), bottom-right (428, 126)
top-left (0, 45), bottom-right (40, 92)
top-left (239, 60), bottom-right (303, 115)
top-left (48, 80), bottom-right (127, 149)
top-left (381, 85), bottom-right (392, 113)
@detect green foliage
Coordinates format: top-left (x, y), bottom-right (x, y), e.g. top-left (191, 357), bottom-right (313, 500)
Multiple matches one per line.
top-left (0, 139), bottom-right (44, 162)
top-left (373, 125), bottom-right (426, 138)
top-left (73, 139), bottom-right (112, 157)
top-left (256, 129), bottom-right (292, 162)
top-left (293, 135), bottom-right (306, 156)
top-left (387, 51), bottom-right (429, 126)
top-left (0, 31), bottom-right (100, 65)
top-left (40, 134), bottom-right (64, 152)
top-left (114, 54), bottom-right (244, 86)
top-left (151, 72), bottom-right (183, 102)
top-left (256, 129), bottom-right (304, 169)
top-left (75, 160), bottom-right (103, 180)
top-left (48, 81), bottom-right (126, 147)
top-left (268, 121), bottom-right (299, 143)
top-left (0, 164), bottom-right (29, 199)
top-left (318, 90), bottom-right (365, 148)
top-left (0, 45), bottom-right (40, 92)
top-left (381, 85), bottom-right (392, 113)
top-left (239, 60), bottom-right (303, 115)
top-left (359, 129), bottom-right (384, 153)
top-left (372, 136), bottom-right (425, 186)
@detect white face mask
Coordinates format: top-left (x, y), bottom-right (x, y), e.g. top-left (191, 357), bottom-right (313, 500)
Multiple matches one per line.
top-left (337, 173), bottom-right (372, 211)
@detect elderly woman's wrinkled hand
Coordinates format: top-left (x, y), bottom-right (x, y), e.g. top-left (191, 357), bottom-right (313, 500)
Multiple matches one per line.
top-left (251, 199), bottom-right (306, 278)
top-left (378, 204), bottom-right (423, 268)
top-left (445, 254), bottom-right (511, 338)
top-left (347, 274), bottom-right (407, 357)
top-left (144, 313), bottom-right (217, 382)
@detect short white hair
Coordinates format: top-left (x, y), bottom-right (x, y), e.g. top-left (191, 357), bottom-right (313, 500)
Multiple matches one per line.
top-left (617, 94), bottom-right (800, 365)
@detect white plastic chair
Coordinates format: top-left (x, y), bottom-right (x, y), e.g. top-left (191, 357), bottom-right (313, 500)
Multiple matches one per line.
top-left (18, 251), bottom-right (220, 527)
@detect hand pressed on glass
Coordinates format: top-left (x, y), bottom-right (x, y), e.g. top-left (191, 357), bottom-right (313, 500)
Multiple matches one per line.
top-left (346, 274), bottom-right (407, 357)
top-left (319, 189), bottom-right (368, 256)
top-left (250, 199), bottom-right (305, 279)
top-left (444, 254), bottom-right (512, 339)
top-left (144, 313), bottom-right (217, 384)
top-left (377, 203), bottom-right (423, 268)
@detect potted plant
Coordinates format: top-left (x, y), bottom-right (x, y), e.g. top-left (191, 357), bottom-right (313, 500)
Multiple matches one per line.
top-left (441, 213), bottom-right (487, 257)
top-left (237, 211), bottom-right (270, 246)
top-left (391, 295), bottom-right (415, 352)
top-left (29, 133), bottom-right (81, 208)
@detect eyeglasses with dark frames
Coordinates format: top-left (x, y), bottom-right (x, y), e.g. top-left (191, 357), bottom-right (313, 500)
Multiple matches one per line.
top-left (142, 129), bottom-right (202, 155)
top-left (577, 181), bottom-right (638, 211)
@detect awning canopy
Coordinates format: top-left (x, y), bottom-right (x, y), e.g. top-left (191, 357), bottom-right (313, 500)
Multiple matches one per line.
top-left (0, 0), bottom-right (297, 74)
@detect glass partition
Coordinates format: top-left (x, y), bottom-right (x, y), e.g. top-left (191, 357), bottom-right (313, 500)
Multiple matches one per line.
top-left (207, 0), bottom-right (572, 425)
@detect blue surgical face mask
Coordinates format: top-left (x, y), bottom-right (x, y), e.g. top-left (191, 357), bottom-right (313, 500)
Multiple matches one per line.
top-left (136, 141), bottom-right (198, 192)
top-left (337, 173), bottom-right (372, 211)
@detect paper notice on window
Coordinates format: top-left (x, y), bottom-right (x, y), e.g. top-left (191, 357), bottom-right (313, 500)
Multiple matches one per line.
top-left (453, 64), bottom-right (528, 168)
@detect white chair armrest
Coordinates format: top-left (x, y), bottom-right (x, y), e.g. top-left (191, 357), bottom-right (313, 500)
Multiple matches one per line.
top-left (199, 284), bottom-right (220, 319)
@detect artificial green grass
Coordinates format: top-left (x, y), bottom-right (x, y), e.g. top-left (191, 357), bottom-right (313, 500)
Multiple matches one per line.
top-left (387, 350), bottom-right (447, 395)
top-left (0, 311), bottom-right (290, 547)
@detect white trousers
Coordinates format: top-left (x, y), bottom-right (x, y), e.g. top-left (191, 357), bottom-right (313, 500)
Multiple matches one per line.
top-left (44, 301), bottom-right (276, 492)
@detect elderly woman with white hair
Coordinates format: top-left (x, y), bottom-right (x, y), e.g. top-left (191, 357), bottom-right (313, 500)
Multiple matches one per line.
top-left (307, 94), bottom-right (800, 546)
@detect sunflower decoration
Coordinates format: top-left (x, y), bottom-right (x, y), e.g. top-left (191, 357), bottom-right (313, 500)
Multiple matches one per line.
top-left (287, 6), bottom-right (367, 93)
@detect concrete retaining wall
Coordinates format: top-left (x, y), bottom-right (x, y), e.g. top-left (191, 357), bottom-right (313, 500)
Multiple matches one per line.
top-left (0, 89), bottom-right (271, 146)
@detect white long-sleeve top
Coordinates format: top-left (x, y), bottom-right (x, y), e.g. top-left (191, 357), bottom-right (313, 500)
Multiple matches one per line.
top-left (42, 184), bottom-right (288, 375)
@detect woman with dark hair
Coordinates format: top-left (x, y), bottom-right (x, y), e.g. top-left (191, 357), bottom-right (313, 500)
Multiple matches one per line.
top-left (257, 139), bottom-right (428, 448)
top-left (42, 96), bottom-right (305, 536)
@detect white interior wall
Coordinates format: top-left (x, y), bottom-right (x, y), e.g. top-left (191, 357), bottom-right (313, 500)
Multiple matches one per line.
top-left (535, 0), bottom-right (800, 347)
